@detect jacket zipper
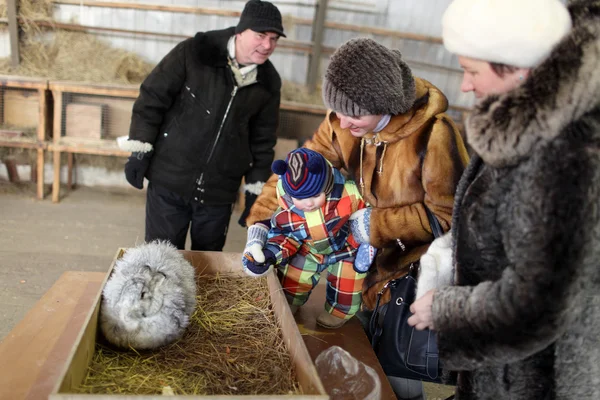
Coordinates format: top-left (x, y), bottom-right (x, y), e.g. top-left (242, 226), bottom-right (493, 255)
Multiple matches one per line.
top-left (207, 85), bottom-right (238, 164)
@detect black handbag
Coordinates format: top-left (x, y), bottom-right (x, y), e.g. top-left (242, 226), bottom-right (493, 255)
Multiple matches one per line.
top-left (369, 205), bottom-right (444, 383)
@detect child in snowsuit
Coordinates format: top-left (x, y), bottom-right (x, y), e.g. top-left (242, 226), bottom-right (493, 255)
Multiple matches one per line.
top-left (242, 148), bottom-right (375, 328)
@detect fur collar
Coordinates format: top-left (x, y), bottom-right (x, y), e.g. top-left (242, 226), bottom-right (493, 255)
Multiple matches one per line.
top-left (192, 27), bottom-right (281, 93)
top-left (466, 1), bottom-right (600, 167)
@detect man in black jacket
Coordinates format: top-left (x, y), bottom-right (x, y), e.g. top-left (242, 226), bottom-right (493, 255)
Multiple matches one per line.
top-left (119, 0), bottom-right (284, 251)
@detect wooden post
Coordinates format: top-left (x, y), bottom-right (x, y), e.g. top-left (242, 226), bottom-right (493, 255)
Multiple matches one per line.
top-left (306, 0), bottom-right (329, 94)
top-left (37, 87), bottom-right (48, 199)
top-left (52, 90), bottom-right (63, 203)
top-left (4, 157), bottom-right (19, 182)
top-left (67, 152), bottom-right (73, 190)
top-left (6, 0), bottom-right (20, 67)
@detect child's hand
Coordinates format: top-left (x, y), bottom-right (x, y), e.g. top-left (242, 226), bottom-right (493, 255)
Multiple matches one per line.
top-left (349, 208), bottom-right (372, 244)
top-left (243, 223), bottom-right (269, 262)
top-left (242, 249), bottom-right (276, 277)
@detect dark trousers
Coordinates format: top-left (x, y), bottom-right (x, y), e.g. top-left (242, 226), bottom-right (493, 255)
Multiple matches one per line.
top-left (145, 182), bottom-right (233, 251)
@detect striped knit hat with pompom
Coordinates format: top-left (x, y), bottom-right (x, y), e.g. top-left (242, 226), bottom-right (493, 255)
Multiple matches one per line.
top-left (272, 148), bottom-right (333, 199)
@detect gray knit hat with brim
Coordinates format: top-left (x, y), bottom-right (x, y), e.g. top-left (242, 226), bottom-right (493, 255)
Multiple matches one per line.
top-left (322, 38), bottom-right (416, 116)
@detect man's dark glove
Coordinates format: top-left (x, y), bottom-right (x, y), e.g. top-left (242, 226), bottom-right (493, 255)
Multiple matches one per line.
top-left (238, 192), bottom-right (258, 227)
top-left (125, 151), bottom-right (152, 190)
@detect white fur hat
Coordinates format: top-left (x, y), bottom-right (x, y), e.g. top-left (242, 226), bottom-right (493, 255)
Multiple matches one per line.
top-left (442, 0), bottom-right (572, 68)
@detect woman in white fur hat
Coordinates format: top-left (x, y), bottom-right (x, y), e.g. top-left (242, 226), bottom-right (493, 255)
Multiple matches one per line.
top-left (409, 0), bottom-right (600, 399)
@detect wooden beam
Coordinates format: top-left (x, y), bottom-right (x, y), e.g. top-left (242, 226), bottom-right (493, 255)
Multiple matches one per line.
top-left (6, 0), bottom-right (20, 67)
top-left (51, 0), bottom-right (443, 44)
top-left (27, 19), bottom-right (313, 55)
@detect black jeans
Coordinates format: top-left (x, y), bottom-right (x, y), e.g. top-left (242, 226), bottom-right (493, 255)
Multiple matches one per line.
top-left (145, 182), bottom-right (233, 251)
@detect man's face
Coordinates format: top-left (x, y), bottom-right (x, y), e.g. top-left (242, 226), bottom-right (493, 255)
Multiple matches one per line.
top-left (235, 29), bottom-right (280, 65)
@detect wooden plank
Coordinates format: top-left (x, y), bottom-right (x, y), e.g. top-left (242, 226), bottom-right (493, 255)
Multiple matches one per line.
top-left (0, 271), bottom-right (106, 400)
top-left (281, 101), bottom-right (326, 115)
top-left (48, 81), bottom-right (139, 98)
top-left (6, 0), bottom-right (19, 67)
top-left (0, 75), bottom-right (48, 89)
top-left (48, 139), bottom-right (130, 157)
top-left (0, 139), bottom-right (44, 149)
top-left (65, 103), bottom-right (106, 139)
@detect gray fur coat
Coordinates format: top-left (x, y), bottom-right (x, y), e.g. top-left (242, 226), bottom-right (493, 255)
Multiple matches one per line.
top-left (432, 2), bottom-right (600, 399)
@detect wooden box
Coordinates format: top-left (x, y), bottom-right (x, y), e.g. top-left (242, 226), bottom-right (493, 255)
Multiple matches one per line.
top-left (65, 103), bottom-right (107, 139)
top-left (49, 250), bottom-right (328, 399)
top-left (3, 88), bottom-right (40, 129)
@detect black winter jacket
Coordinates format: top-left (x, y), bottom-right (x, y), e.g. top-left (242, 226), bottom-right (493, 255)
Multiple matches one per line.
top-left (129, 27), bottom-right (281, 204)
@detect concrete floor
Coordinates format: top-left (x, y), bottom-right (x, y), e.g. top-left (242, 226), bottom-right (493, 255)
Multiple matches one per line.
top-left (0, 183), bottom-right (247, 341)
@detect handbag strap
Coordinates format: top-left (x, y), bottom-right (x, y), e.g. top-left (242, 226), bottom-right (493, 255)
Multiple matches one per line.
top-left (424, 205), bottom-right (444, 239)
top-left (369, 281), bottom-right (390, 351)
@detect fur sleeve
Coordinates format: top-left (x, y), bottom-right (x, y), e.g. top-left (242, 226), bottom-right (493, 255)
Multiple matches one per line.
top-left (245, 173), bottom-right (279, 226)
top-left (433, 143), bottom-right (590, 370)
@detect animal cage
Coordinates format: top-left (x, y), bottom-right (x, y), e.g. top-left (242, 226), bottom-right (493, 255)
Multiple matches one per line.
top-left (48, 81), bottom-right (138, 202)
top-left (0, 75), bottom-right (51, 199)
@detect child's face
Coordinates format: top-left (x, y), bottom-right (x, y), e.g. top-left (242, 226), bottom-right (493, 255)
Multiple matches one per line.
top-left (292, 193), bottom-right (326, 212)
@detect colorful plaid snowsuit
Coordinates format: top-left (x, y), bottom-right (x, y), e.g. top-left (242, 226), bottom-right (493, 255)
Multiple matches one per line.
top-left (265, 168), bottom-right (367, 319)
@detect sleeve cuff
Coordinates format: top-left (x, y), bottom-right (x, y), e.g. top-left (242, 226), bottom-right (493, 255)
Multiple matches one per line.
top-left (244, 181), bottom-right (265, 196)
top-left (117, 137), bottom-right (153, 153)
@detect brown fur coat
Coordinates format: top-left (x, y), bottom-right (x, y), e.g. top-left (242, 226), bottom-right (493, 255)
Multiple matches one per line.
top-left (433, 2), bottom-right (600, 398)
top-left (247, 78), bottom-right (469, 308)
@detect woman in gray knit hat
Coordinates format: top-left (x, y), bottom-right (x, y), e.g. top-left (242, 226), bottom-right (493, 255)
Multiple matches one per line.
top-left (408, 0), bottom-right (600, 399)
top-left (244, 37), bottom-right (469, 397)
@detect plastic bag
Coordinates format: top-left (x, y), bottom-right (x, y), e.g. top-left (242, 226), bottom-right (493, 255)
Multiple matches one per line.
top-left (315, 346), bottom-right (381, 400)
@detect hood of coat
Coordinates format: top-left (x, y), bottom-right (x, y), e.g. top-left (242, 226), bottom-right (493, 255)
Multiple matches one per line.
top-left (467, 1), bottom-right (600, 168)
top-left (192, 27), bottom-right (281, 94)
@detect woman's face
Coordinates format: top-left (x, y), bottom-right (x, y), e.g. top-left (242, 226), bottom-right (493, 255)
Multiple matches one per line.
top-left (335, 113), bottom-right (383, 138)
top-left (292, 193), bottom-right (326, 212)
top-left (458, 56), bottom-right (529, 98)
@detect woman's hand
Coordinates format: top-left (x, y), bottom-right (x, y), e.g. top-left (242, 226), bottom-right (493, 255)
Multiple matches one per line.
top-left (408, 289), bottom-right (436, 330)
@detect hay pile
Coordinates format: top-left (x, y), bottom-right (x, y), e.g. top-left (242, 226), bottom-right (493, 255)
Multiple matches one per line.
top-left (0, 0), bottom-right (154, 83)
top-left (76, 273), bottom-right (301, 396)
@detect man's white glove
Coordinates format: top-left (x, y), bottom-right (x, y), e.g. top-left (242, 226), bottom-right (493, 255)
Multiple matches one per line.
top-left (416, 232), bottom-right (454, 299)
top-left (241, 223), bottom-right (269, 276)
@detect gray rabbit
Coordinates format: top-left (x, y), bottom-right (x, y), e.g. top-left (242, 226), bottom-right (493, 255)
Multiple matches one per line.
top-left (100, 240), bottom-right (197, 350)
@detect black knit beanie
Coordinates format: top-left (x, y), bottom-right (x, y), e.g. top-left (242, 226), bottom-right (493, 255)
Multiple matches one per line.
top-left (322, 38), bottom-right (416, 116)
top-left (236, 0), bottom-right (286, 38)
